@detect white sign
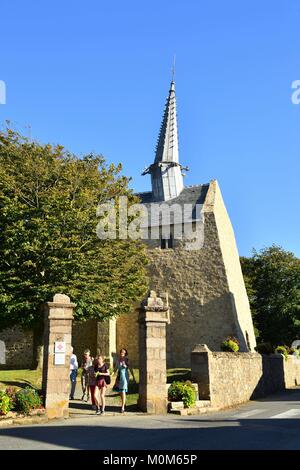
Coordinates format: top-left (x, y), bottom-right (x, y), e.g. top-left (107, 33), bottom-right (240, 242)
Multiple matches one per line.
top-left (54, 353), bottom-right (66, 365)
top-left (54, 341), bottom-right (66, 353)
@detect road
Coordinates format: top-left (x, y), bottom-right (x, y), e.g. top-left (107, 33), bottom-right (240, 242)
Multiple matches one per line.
top-left (1, 388), bottom-right (300, 450)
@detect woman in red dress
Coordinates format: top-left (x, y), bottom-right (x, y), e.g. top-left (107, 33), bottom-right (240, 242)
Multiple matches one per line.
top-left (94, 355), bottom-right (110, 415)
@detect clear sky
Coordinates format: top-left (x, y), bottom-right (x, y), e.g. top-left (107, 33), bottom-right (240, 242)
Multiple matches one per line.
top-left (0, 0), bottom-right (299, 257)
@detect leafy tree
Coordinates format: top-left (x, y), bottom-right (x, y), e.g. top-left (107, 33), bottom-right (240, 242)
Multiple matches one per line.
top-left (0, 128), bottom-right (149, 364)
top-left (241, 246), bottom-right (300, 346)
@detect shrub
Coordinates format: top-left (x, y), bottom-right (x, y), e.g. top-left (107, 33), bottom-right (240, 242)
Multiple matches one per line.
top-left (15, 387), bottom-right (42, 415)
top-left (5, 387), bottom-right (17, 410)
top-left (290, 348), bottom-right (300, 358)
top-left (168, 381), bottom-right (196, 408)
top-left (221, 336), bottom-right (239, 352)
top-left (0, 391), bottom-right (11, 416)
top-left (284, 345), bottom-right (300, 356)
top-left (255, 342), bottom-right (273, 355)
top-left (275, 346), bottom-right (289, 360)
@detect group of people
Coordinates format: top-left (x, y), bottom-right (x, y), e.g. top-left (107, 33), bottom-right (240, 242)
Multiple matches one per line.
top-left (69, 347), bottom-right (135, 415)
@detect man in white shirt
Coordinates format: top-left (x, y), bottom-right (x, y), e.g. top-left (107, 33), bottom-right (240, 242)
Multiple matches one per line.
top-left (69, 346), bottom-right (78, 400)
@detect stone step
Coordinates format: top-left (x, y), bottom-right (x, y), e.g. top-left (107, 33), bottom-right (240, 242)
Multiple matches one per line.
top-left (168, 399), bottom-right (211, 412)
top-left (169, 404), bottom-right (218, 416)
top-left (169, 399), bottom-right (210, 410)
top-left (196, 400), bottom-right (211, 408)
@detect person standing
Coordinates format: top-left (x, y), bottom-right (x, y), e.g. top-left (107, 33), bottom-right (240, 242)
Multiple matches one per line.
top-left (69, 346), bottom-right (78, 400)
top-left (80, 349), bottom-right (93, 402)
top-left (94, 355), bottom-right (110, 415)
top-left (112, 348), bottom-right (135, 414)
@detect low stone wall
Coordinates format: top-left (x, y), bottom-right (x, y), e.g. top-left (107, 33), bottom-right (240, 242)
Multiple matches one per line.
top-left (191, 344), bottom-right (300, 409)
top-left (0, 409), bottom-right (48, 428)
top-left (282, 355), bottom-right (300, 388)
top-left (0, 326), bottom-right (33, 369)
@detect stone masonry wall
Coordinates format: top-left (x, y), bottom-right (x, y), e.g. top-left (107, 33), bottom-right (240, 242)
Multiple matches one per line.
top-left (116, 308), bottom-right (140, 368)
top-left (0, 326), bottom-right (33, 369)
top-left (72, 319), bottom-right (98, 360)
top-left (209, 181), bottom-right (256, 351)
top-left (283, 355), bottom-right (300, 388)
top-left (191, 346), bottom-right (300, 409)
top-left (97, 318), bottom-right (117, 367)
top-left (208, 352), bottom-right (263, 408)
top-left (146, 225), bottom-right (234, 368)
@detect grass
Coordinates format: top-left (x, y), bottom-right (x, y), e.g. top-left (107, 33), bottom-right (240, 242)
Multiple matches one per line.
top-left (107, 368), bottom-right (139, 409)
top-left (0, 369), bottom-right (42, 391)
top-left (108, 368), bottom-right (191, 409)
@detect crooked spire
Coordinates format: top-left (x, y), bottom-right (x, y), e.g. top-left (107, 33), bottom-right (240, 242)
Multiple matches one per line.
top-left (142, 79), bottom-right (188, 201)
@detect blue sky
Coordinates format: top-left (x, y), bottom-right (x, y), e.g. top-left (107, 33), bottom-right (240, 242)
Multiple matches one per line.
top-left (0, 0), bottom-right (299, 257)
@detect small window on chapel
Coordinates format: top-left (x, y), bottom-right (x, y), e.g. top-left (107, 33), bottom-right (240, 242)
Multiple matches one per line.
top-left (160, 234), bottom-right (173, 249)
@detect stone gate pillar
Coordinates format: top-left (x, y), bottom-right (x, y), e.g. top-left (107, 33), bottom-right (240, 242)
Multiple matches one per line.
top-left (42, 294), bottom-right (76, 419)
top-left (138, 291), bottom-right (170, 414)
top-left (96, 318), bottom-right (117, 367)
top-left (191, 344), bottom-right (211, 400)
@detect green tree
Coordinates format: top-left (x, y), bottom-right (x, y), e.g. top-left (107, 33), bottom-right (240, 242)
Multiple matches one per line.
top-left (0, 128), bottom-right (149, 364)
top-left (241, 246), bottom-right (300, 346)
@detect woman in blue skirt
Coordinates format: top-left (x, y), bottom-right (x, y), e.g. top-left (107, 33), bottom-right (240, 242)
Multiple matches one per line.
top-left (113, 348), bottom-right (135, 413)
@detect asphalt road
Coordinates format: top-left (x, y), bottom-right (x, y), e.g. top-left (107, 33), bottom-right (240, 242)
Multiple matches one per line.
top-left (1, 388), bottom-right (300, 450)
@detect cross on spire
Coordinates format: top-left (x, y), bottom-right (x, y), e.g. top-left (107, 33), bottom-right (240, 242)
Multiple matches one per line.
top-left (172, 55), bottom-right (176, 82)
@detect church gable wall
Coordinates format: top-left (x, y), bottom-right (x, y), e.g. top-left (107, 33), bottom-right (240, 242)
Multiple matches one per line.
top-left (116, 180), bottom-right (256, 369)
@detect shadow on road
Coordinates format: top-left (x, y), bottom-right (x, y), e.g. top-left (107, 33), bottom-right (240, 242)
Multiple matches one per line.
top-left (253, 388), bottom-right (300, 402)
top-left (0, 417), bottom-right (300, 450)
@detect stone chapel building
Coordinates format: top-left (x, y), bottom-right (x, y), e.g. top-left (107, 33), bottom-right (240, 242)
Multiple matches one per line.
top-left (73, 78), bottom-right (257, 368)
top-left (0, 78), bottom-right (256, 369)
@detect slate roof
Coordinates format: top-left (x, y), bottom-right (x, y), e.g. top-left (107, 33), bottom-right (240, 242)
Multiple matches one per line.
top-left (135, 184), bottom-right (209, 227)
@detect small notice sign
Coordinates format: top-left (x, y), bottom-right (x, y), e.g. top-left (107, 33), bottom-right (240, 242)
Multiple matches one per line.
top-left (54, 341), bottom-right (66, 353)
top-left (54, 353), bottom-right (66, 365)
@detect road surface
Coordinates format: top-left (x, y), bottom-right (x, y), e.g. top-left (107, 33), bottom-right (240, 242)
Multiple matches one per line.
top-left (1, 388), bottom-right (300, 450)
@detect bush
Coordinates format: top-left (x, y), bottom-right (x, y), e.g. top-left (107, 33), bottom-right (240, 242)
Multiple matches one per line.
top-left (290, 348), bottom-right (300, 358)
top-left (0, 391), bottom-right (11, 415)
top-left (168, 381), bottom-right (196, 408)
top-left (255, 342), bottom-right (273, 355)
top-left (5, 387), bottom-right (17, 410)
top-left (284, 345), bottom-right (300, 356)
top-left (221, 336), bottom-right (239, 352)
top-left (275, 346), bottom-right (289, 360)
top-left (15, 387), bottom-right (42, 415)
